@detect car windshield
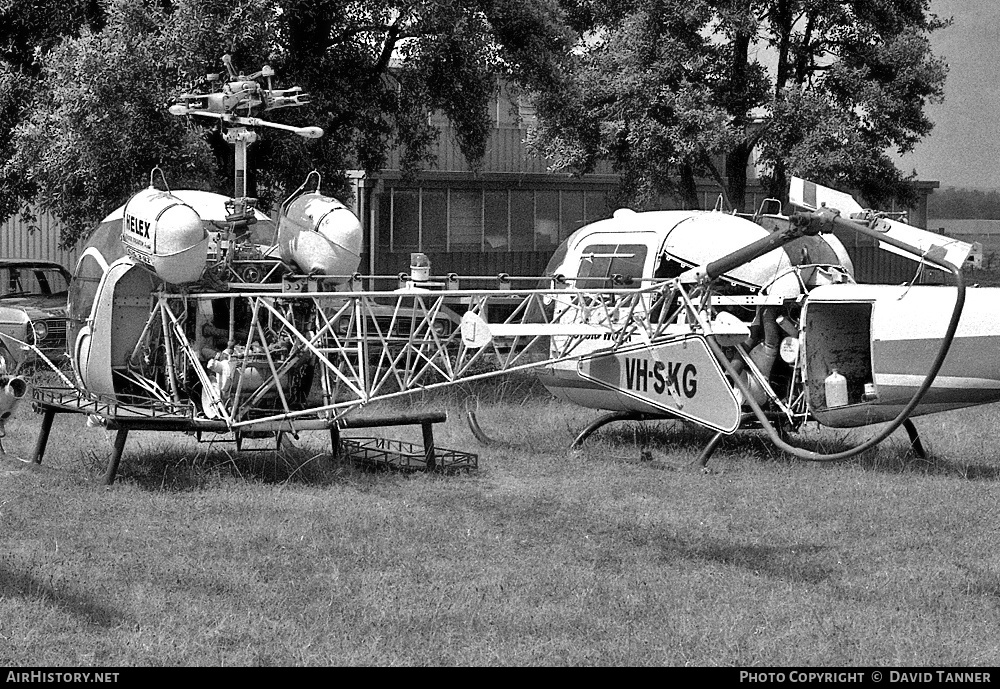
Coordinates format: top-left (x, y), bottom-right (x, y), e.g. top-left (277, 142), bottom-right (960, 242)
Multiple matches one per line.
top-left (0, 265), bottom-right (70, 297)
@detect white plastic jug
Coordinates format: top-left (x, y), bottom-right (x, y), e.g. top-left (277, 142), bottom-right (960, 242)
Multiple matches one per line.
top-left (825, 369), bottom-right (849, 408)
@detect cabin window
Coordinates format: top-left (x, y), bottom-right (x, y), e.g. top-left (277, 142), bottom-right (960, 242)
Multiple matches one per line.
top-left (69, 255), bottom-right (104, 326)
top-left (576, 244), bottom-right (649, 288)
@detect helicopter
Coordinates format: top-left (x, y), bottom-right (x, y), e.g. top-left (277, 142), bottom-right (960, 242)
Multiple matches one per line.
top-left (523, 180), bottom-right (980, 464)
top-left (12, 55), bottom-right (994, 482)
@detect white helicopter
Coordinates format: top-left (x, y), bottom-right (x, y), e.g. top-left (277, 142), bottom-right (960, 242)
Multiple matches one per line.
top-left (522, 179), bottom-right (979, 464)
top-left (13, 55), bottom-right (992, 482)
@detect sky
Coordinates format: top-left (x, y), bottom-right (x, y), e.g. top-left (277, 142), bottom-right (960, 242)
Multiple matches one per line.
top-left (896, 0), bottom-right (1000, 189)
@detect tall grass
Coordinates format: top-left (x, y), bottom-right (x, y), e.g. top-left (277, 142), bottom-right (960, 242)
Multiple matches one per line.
top-left (1, 376), bottom-right (999, 666)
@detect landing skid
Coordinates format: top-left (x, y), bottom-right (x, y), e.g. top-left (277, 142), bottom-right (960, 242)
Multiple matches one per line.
top-left (465, 409), bottom-right (495, 445)
top-left (902, 419), bottom-right (927, 459)
top-left (571, 410), bottom-right (822, 468)
top-left (695, 418), bottom-right (929, 467)
top-left (30, 387), bottom-right (452, 484)
top-left (569, 411), bottom-right (670, 449)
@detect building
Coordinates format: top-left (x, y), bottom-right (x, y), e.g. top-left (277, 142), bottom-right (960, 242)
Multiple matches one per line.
top-left (928, 218), bottom-right (1000, 270)
top-left (0, 211), bottom-right (80, 269)
top-left (345, 85), bottom-right (779, 282)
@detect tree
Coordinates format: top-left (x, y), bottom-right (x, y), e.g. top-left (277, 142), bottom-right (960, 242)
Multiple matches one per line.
top-left (527, 0), bottom-right (949, 211)
top-left (1, 0), bottom-right (576, 246)
top-left (0, 0), bottom-right (105, 223)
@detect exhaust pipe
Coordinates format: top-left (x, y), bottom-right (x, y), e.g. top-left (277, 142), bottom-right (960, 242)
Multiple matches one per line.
top-left (0, 375), bottom-right (28, 438)
top-left (747, 306), bottom-right (781, 405)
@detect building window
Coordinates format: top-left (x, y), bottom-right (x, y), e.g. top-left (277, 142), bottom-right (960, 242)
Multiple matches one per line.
top-left (561, 191), bottom-right (585, 240)
top-left (421, 190), bottom-right (447, 251)
top-left (484, 191), bottom-right (509, 251)
top-left (377, 186), bottom-right (615, 254)
top-left (535, 191), bottom-right (560, 251)
top-left (392, 189), bottom-right (419, 253)
top-left (510, 190), bottom-right (535, 250)
top-left (450, 190), bottom-right (483, 250)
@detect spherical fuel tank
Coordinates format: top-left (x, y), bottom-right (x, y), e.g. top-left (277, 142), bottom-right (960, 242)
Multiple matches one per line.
top-left (121, 187), bottom-right (209, 284)
top-left (277, 193), bottom-right (362, 281)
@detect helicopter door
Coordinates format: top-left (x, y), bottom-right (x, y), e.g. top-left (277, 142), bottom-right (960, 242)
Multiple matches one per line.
top-left (802, 298), bottom-right (875, 424)
top-left (77, 258), bottom-right (157, 398)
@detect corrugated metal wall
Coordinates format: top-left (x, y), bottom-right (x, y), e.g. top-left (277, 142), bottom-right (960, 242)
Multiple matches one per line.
top-left (1, 209), bottom-right (80, 269)
top-left (831, 226), bottom-right (946, 285)
top-left (385, 127), bottom-right (617, 176)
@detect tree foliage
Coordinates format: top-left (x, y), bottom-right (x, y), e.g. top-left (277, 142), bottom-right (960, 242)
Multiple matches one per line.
top-left (0, 0), bottom-right (950, 245)
top-left (528, 0), bottom-right (949, 211)
top-left (0, 0), bottom-right (576, 246)
top-left (0, 0), bottom-right (106, 224)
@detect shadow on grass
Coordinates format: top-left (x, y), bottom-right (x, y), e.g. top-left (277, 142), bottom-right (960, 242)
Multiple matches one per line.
top-left (105, 436), bottom-right (473, 492)
top-left (101, 441), bottom-right (372, 492)
top-left (0, 565), bottom-right (123, 628)
top-left (588, 419), bottom-right (1000, 480)
top-left (656, 536), bottom-right (835, 585)
top-left (475, 490), bottom-right (837, 585)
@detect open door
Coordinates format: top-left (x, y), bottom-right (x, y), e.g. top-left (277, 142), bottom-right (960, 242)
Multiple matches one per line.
top-left (76, 258), bottom-right (158, 399)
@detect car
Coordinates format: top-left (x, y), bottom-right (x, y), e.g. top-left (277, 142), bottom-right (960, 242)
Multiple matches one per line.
top-left (326, 291), bottom-right (463, 367)
top-left (332, 298), bottom-right (462, 343)
top-left (0, 259), bottom-right (71, 374)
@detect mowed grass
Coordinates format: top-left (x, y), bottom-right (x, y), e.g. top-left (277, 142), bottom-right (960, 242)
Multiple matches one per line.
top-left (1, 376), bottom-right (999, 666)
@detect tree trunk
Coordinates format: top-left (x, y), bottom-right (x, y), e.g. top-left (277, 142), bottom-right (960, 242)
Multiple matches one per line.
top-left (723, 2), bottom-right (754, 213)
top-left (767, 0), bottom-right (795, 205)
top-left (679, 162), bottom-right (700, 209)
top-left (725, 143), bottom-right (750, 213)
top-left (768, 159), bottom-right (788, 207)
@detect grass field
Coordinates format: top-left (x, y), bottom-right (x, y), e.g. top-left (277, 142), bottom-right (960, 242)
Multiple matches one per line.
top-left (1, 376), bottom-right (999, 667)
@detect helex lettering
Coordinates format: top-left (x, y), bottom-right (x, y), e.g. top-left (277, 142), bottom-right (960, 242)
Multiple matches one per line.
top-left (125, 213), bottom-right (151, 238)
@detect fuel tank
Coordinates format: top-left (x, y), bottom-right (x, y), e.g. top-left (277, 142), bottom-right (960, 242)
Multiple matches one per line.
top-left (277, 193), bottom-right (362, 280)
top-left (121, 187), bottom-right (209, 284)
top-left (802, 284), bottom-right (1000, 427)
